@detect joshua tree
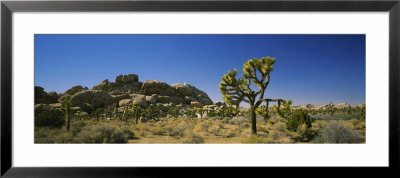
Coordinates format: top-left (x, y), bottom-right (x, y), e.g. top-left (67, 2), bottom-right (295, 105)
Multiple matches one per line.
top-left (93, 108), bottom-right (104, 122)
top-left (326, 101), bottom-right (336, 116)
top-left (225, 105), bottom-right (239, 120)
top-left (130, 103), bottom-right (143, 124)
top-left (196, 108), bottom-right (205, 119)
top-left (64, 100), bottom-right (72, 132)
top-left (273, 100), bottom-right (293, 119)
top-left (219, 56), bottom-right (276, 135)
top-left (168, 106), bottom-right (181, 118)
top-left (143, 104), bottom-right (163, 122)
top-left (255, 105), bottom-right (270, 122)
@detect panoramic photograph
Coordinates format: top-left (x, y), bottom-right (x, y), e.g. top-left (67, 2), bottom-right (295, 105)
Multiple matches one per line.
top-left (34, 34), bottom-right (366, 144)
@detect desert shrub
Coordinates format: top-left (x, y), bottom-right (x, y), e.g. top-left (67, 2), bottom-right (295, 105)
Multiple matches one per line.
top-left (313, 120), bottom-right (364, 143)
top-left (34, 126), bottom-right (74, 143)
top-left (168, 124), bottom-right (187, 137)
top-left (35, 107), bottom-right (65, 128)
top-left (268, 130), bottom-right (283, 140)
top-left (228, 117), bottom-right (248, 125)
top-left (150, 127), bottom-right (166, 135)
top-left (207, 124), bottom-right (221, 136)
top-left (240, 128), bottom-right (252, 137)
top-left (257, 125), bottom-right (268, 133)
top-left (272, 122), bottom-right (286, 132)
top-left (53, 132), bottom-right (74, 143)
top-left (287, 110), bottom-right (311, 132)
top-left (223, 129), bottom-right (237, 138)
top-left (71, 121), bottom-right (86, 136)
top-left (194, 122), bottom-right (209, 132)
top-left (242, 135), bottom-right (268, 144)
top-left (296, 124), bottom-right (316, 141)
top-left (182, 130), bottom-right (204, 144)
top-left (74, 123), bottom-right (135, 143)
top-left (239, 122), bottom-right (251, 130)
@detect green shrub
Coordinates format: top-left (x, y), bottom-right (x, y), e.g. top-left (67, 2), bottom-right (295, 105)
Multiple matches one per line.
top-left (313, 120), bottom-right (364, 143)
top-left (74, 123), bottom-right (135, 143)
top-left (35, 106), bottom-right (65, 128)
top-left (286, 109), bottom-right (311, 132)
top-left (297, 124), bottom-right (317, 141)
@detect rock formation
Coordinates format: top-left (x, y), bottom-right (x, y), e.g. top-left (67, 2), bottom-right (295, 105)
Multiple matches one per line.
top-left (35, 74), bottom-right (214, 114)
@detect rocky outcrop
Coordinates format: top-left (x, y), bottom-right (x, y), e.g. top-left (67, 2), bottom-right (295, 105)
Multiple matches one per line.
top-left (335, 103), bottom-right (350, 109)
top-left (139, 80), bottom-right (177, 96)
top-left (172, 83), bottom-right (213, 105)
top-left (92, 74), bottom-right (142, 94)
top-left (35, 86), bottom-right (58, 104)
top-left (70, 90), bottom-right (114, 112)
top-left (47, 91), bottom-right (60, 102)
top-left (131, 94), bottom-right (148, 108)
top-left (36, 74), bottom-right (214, 114)
top-left (65, 85), bottom-right (88, 95)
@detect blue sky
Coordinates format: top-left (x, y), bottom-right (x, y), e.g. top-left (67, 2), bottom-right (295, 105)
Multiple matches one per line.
top-left (35, 34), bottom-right (365, 106)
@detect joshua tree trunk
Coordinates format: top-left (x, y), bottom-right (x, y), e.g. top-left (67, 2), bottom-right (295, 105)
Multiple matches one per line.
top-left (65, 102), bottom-right (71, 132)
top-left (250, 107), bottom-right (257, 135)
top-left (135, 117), bottom-right (139, 124)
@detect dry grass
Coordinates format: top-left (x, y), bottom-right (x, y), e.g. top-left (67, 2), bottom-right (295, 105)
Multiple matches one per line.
top-left (35, 115), bottom-right (365, 144)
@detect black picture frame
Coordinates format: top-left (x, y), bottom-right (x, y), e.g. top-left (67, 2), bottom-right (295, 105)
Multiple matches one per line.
top-left (1, 0), bottom-right (399, 177)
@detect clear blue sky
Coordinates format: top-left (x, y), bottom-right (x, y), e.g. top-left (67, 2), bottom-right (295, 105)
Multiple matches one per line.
top-left (35, 34), bottom-right (365, 106)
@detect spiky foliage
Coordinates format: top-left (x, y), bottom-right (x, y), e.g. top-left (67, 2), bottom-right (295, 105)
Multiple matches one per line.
top-left (225, 105), bottom-right (240, 120)
top-left (184, 107), bottom-right (197, 119)
top-left (219, 56), bottom-right (276, 135)
top-left (130, 103), bottom-right (143, 124)
top-left (356, 105), bottom-right (366, 120)
top-left (105, 106), bottom-right (114, 120)
top-left (93, 108), bottom-right (104, 122)
top-left (142, 104), bottom-right (162, 122)
top-left (326, 101), bottom-right (336, 116)
top-left (168, 106), bottom-right (181, 118)
top-left (273, 100), bottom-right (293, 119)
top-left (286, 109), bottom-right (312, 132)
top-left (255, 105), bottom-right (270, 122)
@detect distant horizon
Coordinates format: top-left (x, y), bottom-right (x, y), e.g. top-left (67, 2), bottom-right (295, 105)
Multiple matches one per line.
top-left (35, 34), bottom-right (365, 106)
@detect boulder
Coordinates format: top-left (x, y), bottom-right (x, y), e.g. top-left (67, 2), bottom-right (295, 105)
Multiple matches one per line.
top-left (47, 91), bottom-right (60, 102)
top-left (115, 74), bottom-right (138, 84)
top-left (190, 101), bottom-right (203, 108)
top-left (146, 95), bottom-right (157, 105)
top-left (92, 74), bottom-right (142, 94)
top-left (172, 83), bottom-right (213, 105)
top-left (58, 94), bottom-right (71, 105)
top-left (110, 91), bottom-right (122, 95)
top-left (184, 96), bottom-right (197, 104)
top-left (65, 85), bottom-right (88, 95)
top-left (197, 97), bottom-right (213, 105)
top-left (172, 83), bottom-right (193, 96)
top-left (156, 95), bottom-right (184, 104)
top-left (112, 94), bottom-right (129, 103)
top-left (132, 94), bottom-right (147, 108)
top-left (335, 103), bottom-right (350, 109)
top-left (49, 103), bottom-right (62, 109)
top-left (35, 86), bottom-right (56, 104)
top-left (140, 80), bottom-right (177, 96)
top-left (70, 90), bottom-right (113, 112)
top-left (119, 99), bottom-right (133, 107)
